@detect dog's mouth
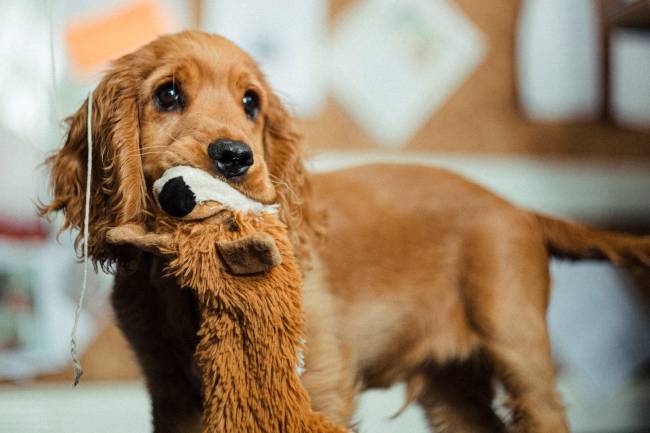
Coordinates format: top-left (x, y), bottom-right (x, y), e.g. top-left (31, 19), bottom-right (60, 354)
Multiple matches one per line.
top-left (212, 171), bottom-right (277, 205)
top-left (214, 167), bottom-right (277, 205)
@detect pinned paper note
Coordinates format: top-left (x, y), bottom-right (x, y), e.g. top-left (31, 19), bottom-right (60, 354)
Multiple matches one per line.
top-left (611, 29), bottom-right (650, 132)
top-left (517, 0), bottom-right (603, 122)
top-left (330, 0), bottom-right (486, 147)
top-left (65, 0), bottom-right (180, 76)
top-left (203, 0), bottom-right (327, 117)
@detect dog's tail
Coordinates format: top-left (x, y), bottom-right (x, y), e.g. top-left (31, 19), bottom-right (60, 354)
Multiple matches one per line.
top-left (535, 213), bottom-right (650, 267)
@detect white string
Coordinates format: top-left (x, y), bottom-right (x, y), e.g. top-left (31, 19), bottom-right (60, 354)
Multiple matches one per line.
top-left (45, 0), bottom-right (92, 386)
top-left (70, 90), bottom-right (93, 386)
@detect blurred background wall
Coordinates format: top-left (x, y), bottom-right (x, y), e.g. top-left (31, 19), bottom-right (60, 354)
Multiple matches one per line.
top-left (1, 1), bottom-right (649, 432)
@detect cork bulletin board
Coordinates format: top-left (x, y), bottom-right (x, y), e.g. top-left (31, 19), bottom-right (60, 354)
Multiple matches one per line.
top-left (296, 0), bottom-right (650, 158)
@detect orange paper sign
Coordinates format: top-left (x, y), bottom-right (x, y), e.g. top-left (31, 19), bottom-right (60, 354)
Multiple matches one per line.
top-left (65, 0), bottom-right (171, 75)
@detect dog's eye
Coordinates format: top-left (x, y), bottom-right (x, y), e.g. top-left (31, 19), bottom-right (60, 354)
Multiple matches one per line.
top-left (242, 90), bottom-right (260, 120)
top-left (155, 81), bottom-right (183, 112)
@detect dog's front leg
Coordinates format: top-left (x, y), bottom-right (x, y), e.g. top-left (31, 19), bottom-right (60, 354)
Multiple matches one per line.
top-left (112, 256), bottom-right (203, 433)
top-left (300, 255), bottom-right (358, 427)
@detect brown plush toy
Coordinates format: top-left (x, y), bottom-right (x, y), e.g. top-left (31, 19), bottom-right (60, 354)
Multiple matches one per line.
top-left (106, 166), bottom-right (349, 433)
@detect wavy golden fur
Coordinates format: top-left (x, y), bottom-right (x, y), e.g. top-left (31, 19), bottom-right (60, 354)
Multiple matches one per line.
top-left (39, 60), bottom-right (147, 267)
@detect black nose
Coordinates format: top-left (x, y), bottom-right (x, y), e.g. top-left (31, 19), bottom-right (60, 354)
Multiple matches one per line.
top-left (208, 139), bottom-right (254, 178)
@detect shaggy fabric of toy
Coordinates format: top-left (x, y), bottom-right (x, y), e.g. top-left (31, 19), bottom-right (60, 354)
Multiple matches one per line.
top-left (157, 212), bottom-right (349, 433)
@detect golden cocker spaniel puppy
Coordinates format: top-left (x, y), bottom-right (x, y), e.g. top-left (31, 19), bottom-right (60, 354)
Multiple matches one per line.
top-left (41, 31), bottom-right (650, 433)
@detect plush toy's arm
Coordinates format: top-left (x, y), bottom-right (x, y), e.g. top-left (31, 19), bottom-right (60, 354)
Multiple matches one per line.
top-left (106, 223), bottom-right (173, 256)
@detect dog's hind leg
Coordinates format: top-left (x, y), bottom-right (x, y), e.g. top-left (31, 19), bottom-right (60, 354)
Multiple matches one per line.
top-left (464, 214), bottom-right (569, 433)
top-left (416, 359), bottom-right (508, 433)
top-left (482, 324), bottom-right (567, 433)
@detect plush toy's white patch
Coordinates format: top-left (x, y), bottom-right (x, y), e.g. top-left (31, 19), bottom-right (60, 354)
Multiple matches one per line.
top-left (154, 165), bottom-right (279, 214)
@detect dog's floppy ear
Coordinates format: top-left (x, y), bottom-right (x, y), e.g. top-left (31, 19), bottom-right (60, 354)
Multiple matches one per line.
top-left (263, 91), bottom-right (322, 266)
top-left (39, 58), bottom-right (148, 268)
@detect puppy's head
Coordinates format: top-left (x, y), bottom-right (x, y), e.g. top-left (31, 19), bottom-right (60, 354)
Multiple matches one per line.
top-left (39, 31), bottom-right (313, 268)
